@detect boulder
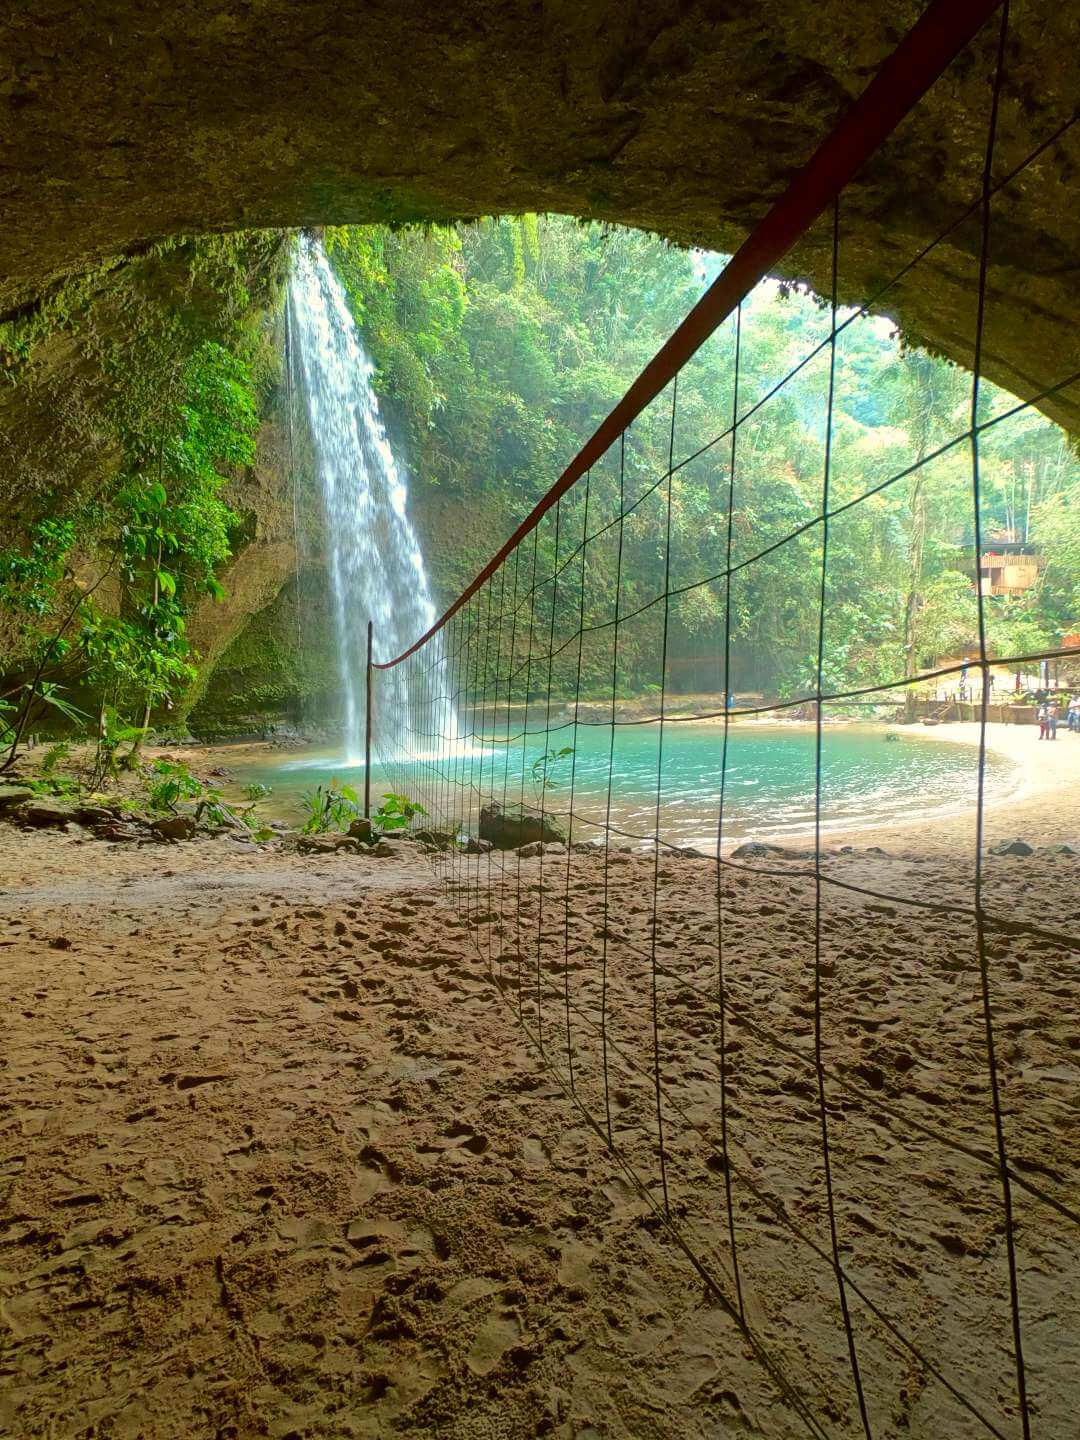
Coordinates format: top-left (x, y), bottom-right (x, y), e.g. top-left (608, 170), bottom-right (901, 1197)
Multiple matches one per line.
top-left (76, 804), bottom-right (116, 825)
top-left (22, 800), bottom-right (78, 827)
top-left (93, 821), bottom-right (144, 842)
top-left (732, 841), bottom-right (813, 861)
top-left (413, 827), bottom-right (456, 851)
top-left (298, 833), bottom-right (358, 854)
top-left (1038, 842), bottom-right (1078, 857)
top-left (371, 841), bottom-right (396, 857)
top-left (348, 817), bottom-right (374, 844)
top-left (460, 836), bottom-right (494, 855)
top-left (989, 838), bottom-right (1035, 857)
top-left (0, 784), bottom-right (34, 813)
top-left (479, 801), bottom-right (565, 850)
top-left (150, 814), bottom-right (197, 841)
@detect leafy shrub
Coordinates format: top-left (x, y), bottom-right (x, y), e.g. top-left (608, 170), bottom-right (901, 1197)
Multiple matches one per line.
top-left (300, 778), bottom-right (360, 834)
top-left (372, 792), bottom-right (426, 832)
top-left (147, 757), bottom-right (203, 812)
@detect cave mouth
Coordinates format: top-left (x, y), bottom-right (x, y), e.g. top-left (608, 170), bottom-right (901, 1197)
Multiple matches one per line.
top-left (2, 4), bottom-right (1079, 1433)
top-left (1, 0), bottom-right (1078, 429)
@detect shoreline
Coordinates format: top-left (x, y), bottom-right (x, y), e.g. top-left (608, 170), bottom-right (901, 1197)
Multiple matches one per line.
top-left (174, 718), bottom-right (1080, 858)
top-left (762, 719), bottom-right (1080, 855)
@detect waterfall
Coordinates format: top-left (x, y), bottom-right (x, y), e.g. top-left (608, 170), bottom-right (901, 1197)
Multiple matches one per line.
top-left (287, 235), bottom-right (457, 763)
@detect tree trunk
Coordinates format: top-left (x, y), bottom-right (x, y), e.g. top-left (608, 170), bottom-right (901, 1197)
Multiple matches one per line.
top-left (126, 540), bottom-right (162, 766)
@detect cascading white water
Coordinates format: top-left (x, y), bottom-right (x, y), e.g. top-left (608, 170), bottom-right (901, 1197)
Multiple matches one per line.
top-left (288, 236), bottom-right (457, 762)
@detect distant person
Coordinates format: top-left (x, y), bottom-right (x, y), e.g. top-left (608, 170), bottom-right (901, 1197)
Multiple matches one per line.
top-left (1047, 699), bottom-right (1059, 740)
top-left (1068, 694), bottom-right (1080, 733)
top-left (1037, 700), bottom-right (1049, 740)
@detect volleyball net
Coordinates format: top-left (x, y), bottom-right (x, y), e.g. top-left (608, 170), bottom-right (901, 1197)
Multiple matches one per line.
top-left (368, 3), bottom-right (1078, 1434)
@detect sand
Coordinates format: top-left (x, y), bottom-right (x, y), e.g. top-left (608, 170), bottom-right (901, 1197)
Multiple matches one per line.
top-left (1, 726), bottom-right (1077, 1437)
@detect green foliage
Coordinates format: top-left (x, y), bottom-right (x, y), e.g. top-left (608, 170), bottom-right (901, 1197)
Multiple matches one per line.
top-left (372, 791), bottom-right (427, 832)
top-left (147, 757), bottom-right (204, 812)
top-left (25, 774), bottom-right (80, 797)
top-left (323, 217), bottom-right (1079, 702)
top-left (243, 780), bottom-right (273, 801)
top-left (39, 741), bottom-right (72, 775)
top-left (530, 746), bottom-right (574, 802)
top-left (301, 777), bottom-right (361, 834)
top-left (298, 781), bottom-right (427, 838)
top-left (91, 706), bottom-right (147, 787)
top-left (0, 519), bottom-right (76, 619)
top-left (0, 230), bottom-right (276, 752)
top-left (33, 682), bottom-right (90, 730)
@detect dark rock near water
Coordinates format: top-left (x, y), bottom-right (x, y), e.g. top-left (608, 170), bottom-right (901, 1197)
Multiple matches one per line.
top-left (76, 804), bottom-right (116, 825)
top-left (22, 800), bottom-right (78, 828)
top-left (517, 840), bottom-right (568, 857)
top-left (150, 814), bottom-right (197, 842)
top-left (460, 837), bottom-right (494, 855)
top-left (0, 784), bottom-right (34, 813)
top-left (480, 801), bottom-right (565, 850)
top-left (989, 838), bottom-right (1035, 857)
top-left (93, 821), bottom-right (144, 842)
top-left (732, 841), bottom-right (814, 861)
top-left (298, 833), bottom-right (357, 854)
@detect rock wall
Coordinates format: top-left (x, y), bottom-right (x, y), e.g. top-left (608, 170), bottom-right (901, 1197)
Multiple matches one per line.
top-left (0, 231), bottom-right (303, 734)
top-left (2, 2), bottom-right (1078, 430)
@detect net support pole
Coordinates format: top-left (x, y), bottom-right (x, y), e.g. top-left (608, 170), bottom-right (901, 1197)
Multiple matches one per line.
top-left (365, 619), bottom-right (374, 818)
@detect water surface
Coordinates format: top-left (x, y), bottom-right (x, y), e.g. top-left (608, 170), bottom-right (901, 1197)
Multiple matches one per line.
top-left (227, 722), bottom-right (1015, 850)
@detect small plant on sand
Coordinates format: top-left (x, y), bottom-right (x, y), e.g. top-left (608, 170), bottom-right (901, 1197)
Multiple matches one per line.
top-left (147, 757), bottom-right (204, 813)
top-left (300, 778), bottom-right (360, 834)
top-left (243, 781), bottom-right (272, 802)
top-left (25, 774), bottom-right (80, 798)
top-left (372, 792), bottom-right (426, 835)
top-left (39, 740), bottom-right (72, 775)
top-left (530, 745), bottom-right (574, 805)
top-left (90, 705), bottom-right (146, 789)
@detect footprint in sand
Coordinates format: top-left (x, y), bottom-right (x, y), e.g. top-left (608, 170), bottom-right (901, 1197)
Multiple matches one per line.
top-left (521, 1136), bottom-right (550, 1169)
top-left (466, 1309), bottom-right (524, 1376)
top-left (353, 1145), bottom-right (403, 1205)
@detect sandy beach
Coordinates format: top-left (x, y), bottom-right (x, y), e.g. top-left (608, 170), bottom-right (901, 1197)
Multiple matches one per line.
top-left (798, 720), bottom-right (1080, 855)
top-left (1, 722), bottom-right (1077, 1438)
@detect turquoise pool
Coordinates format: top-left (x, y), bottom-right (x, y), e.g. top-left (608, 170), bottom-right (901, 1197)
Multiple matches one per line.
top-left (224, 722), bottom-right (1015, 850)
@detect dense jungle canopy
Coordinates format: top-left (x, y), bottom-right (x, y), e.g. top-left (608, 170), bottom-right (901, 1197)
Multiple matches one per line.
top-left (1, 216), bottom-right (1078, 747)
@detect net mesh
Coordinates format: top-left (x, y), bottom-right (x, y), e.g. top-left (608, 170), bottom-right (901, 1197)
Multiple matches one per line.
top-left (370, 7), bottom-right (1078, 1434)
